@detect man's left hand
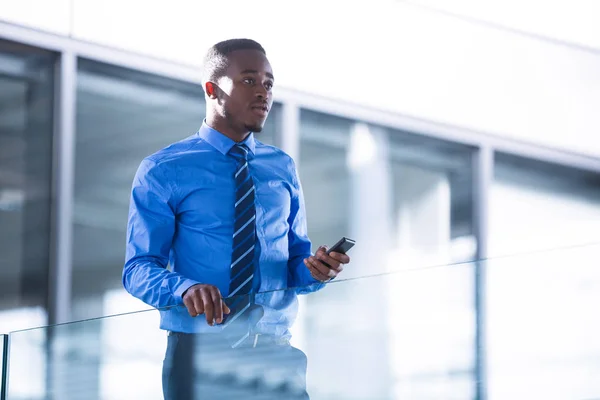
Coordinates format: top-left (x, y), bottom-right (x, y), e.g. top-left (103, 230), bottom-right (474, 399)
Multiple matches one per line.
top-left (304, 245), bottom-right (350, 282)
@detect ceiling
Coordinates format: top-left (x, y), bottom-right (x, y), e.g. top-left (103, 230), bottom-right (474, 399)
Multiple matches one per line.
top-left (402, 0), bottom-right (600, 52)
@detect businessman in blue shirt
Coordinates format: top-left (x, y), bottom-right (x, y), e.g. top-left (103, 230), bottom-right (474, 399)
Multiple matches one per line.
top-left (123, 38), bottom-right (350, 399)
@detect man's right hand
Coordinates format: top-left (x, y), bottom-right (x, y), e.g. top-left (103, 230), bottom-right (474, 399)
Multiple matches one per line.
top-left (182, 284), bottom-right (230, 326)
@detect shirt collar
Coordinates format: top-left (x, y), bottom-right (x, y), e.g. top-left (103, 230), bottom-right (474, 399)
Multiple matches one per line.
top-left (196, 120), bottom-right (256, 156)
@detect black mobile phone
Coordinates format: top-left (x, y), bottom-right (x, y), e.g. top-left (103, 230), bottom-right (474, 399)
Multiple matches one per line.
top-left (321, 237), bottom-right (355, 268)
top-left (327, 237), bottom-right (356, 255)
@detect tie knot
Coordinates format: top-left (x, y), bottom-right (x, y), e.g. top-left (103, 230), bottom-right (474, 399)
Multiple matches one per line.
top-left (229, 144), bottom-right (249, 161)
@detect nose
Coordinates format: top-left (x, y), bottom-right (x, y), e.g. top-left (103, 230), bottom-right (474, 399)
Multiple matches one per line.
top-left (255, 84), bottom-right (269, 99)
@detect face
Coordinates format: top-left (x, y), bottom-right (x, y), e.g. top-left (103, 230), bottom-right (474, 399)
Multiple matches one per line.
top-left (212, 49), bottom-right (274, 134)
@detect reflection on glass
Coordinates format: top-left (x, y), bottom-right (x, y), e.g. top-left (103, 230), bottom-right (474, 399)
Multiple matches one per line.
top-left (297, 110), bottom-right (476, 399)
top-left (8, 245), bottom-right (600, 399)
top-left (8, 265), bottom-right (480, 400)
top-left (8, 242), bottom-right (600, 399)
top-left (0, 40), bottom-right (54, 332)
top-left (488, 154), bottom-right (600, 399)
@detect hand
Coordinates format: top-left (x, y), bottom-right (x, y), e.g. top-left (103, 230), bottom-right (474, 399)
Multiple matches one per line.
top-left (182, 284), bottom-right (230, 326)
top-left (303, 245), bottom-right (350, 282)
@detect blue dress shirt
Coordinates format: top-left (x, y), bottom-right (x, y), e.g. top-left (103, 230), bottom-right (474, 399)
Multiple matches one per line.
top-left (123, 122), bottom-right (323, 337)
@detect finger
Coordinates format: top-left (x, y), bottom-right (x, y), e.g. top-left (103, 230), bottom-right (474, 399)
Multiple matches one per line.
top-left (329, 252), bottom-right (350, 265)
top-left (315, 245), bottom-right (329, 261)
top-left (183, 295), bottom-right (197, 317)
top-left (310, 255), bottom-right (336, 277)
top-left (317, 252), bottom-right (342, 271)
top-left (304, 259), bottom-right (325, 281)
top-left (305, 258), bottom-right (332, 281)
top-left (210, 288), bottom-right (223, 324)
top-left (201, 291), bottom-right (215, 326)
top-left (222, 301), bottom-right (231, 315)
top-left (330, 262), bottom-right (344, 274)
top-left (305, 258), bottom-right (326, 280)
top-left (191, 292), bottom-right (205, 317)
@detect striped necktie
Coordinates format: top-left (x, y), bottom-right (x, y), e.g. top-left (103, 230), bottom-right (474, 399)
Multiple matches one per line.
top-left (222, 144), bottom-right (257, 345)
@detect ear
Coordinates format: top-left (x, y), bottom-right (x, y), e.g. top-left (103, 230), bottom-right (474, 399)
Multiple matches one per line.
top-left (205, 82), bottom-right (218, 99)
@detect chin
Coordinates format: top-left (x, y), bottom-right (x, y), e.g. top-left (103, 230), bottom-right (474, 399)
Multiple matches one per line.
top-left (245, 123), bottom-right (264, 133)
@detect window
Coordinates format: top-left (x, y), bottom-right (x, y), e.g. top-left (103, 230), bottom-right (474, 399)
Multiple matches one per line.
top-left (487, 154), bottom-right (600, 399)
top-left (0, 40), bottom-right (54, 331)
top-left (297, 109), bottom-right (476, 398)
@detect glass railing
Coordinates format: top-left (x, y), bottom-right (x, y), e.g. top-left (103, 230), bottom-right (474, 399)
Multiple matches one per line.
top-left (2, 243), bottom-right (600, 399)
top-left (484, 242), bottom-right (600, 400)
top-left (1, 334), bottom-right (7, 400)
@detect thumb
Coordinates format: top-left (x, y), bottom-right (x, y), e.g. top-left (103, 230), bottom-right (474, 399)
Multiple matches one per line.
top-left (315, 245), bottom-right (328, 257)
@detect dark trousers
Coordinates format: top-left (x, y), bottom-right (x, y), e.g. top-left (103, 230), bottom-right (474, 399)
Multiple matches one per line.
top-left (162, 332), bottom-right (310, 400)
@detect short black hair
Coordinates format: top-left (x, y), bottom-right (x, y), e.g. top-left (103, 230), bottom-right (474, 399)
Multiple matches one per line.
top-left (201, 38), bottom-right (266, 85)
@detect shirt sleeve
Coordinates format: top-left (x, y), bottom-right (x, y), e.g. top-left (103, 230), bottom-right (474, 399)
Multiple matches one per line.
top-left (286, 158), bottom-right (325, 294)
top-left (122, 158), bottom-right (199, 309)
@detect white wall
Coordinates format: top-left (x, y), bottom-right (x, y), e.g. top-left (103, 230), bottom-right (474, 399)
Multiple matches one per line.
top-left (2, 0), bottom-right (600, 158)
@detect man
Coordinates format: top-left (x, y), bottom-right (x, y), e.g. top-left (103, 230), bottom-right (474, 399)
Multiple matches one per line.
top-left (123, 38), bottom-right (350, 399)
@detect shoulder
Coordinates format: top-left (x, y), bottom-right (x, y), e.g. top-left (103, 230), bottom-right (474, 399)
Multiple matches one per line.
top-left (149, 134), bottom-right (211, 164)
top-left (254, 140), bottom-right (297, 169)
top-left (132, 134), bottom-right (206, 190)
top-left (254, 140), bottom-right (301, 186)
top-left (141, 134), bottom-right (217, 174)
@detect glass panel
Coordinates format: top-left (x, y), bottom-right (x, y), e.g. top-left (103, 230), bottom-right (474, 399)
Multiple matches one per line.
top-left (488, 154), bottom-right (600, 399)
top-left (297, 110), bottom-right (477, 395)
top-left (8, 245), bottom-right (600, 399)
top-left (6, 326), bottom-right (46, 399)
top-left (72, 59), bottom-right (282, 320)
top-left (0, 39), bottom-right (55, 332)
top-left (0, 334), bottom-right (6, 399)
top-left (384, 128), bottom-right (475, 393)
top-left (8, 262), bottom-right (478, 400)
top-left (486, 243), bottom-right (600, 400)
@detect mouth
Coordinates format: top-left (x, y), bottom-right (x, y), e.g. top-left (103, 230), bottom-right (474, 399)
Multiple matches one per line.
top-left (251, 104), bottom-right (269, 117)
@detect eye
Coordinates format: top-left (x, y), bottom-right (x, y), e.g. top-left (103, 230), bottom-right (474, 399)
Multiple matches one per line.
top-left (265, 81), bottom-right (274, 90)
top-left (243, 77), bottom-right (255, 85)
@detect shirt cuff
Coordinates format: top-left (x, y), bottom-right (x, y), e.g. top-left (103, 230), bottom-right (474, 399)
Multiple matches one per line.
top-left (296, 265), bottom-right (326, 293)
top-left (173, 278), bottom-right (201, 304)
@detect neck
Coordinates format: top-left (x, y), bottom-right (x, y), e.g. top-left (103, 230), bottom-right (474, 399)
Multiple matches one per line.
top-left (205, 112), bottom-right (249, 143)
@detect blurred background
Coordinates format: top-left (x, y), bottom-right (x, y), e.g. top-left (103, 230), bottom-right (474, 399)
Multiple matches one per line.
top-left (1, 1), bottom-right (600, 399)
